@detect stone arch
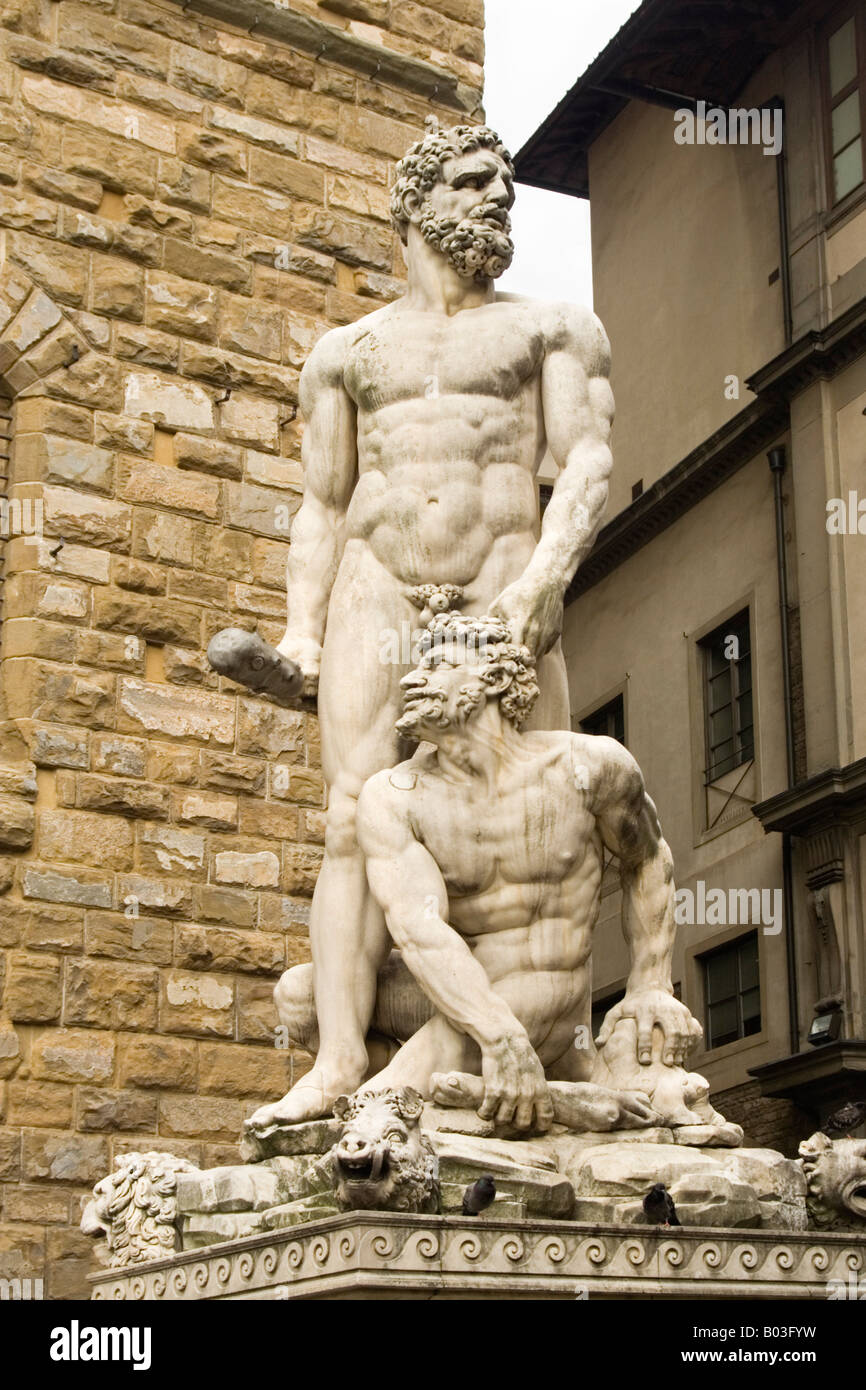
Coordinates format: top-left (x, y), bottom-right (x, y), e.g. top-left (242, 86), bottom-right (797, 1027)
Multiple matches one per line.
top-left (0, 259), bottom-right (98, 851)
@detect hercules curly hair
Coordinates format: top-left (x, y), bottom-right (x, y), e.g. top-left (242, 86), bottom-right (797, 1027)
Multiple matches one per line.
top-left (390, 119), bottom-right (514, 245)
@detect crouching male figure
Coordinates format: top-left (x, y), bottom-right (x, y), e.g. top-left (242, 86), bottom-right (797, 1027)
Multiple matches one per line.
top-left (353, 612), bottom-right (703, 1132)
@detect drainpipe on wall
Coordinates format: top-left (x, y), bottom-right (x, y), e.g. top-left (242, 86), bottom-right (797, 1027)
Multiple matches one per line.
top-left (763, 96), bottom-right (793, 346)
top-left (768, 445), bottom-right (800, 1055)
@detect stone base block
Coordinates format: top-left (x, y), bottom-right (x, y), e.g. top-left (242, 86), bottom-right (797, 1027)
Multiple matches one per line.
top-left (90, 1212), bottom-right (866, 1300)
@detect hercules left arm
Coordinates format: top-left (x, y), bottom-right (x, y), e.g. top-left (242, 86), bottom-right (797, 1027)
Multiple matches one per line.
top-left (491, 305), bottom-right (614, 656)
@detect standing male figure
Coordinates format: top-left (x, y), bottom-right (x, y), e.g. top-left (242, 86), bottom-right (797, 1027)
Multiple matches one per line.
top-left (249, 121), bottom-right (615, 1129)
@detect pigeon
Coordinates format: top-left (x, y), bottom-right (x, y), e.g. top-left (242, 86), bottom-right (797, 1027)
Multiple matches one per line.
top-left (643, 1182), bottom-right (680, 1227)
top-left (462, 1175), bottom-right (496, 1216)
top-left (823, 1100), bottom-right (866, 1139)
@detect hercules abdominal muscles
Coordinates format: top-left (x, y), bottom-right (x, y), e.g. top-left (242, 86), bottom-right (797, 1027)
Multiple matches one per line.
top-left (347, 464), bottom-right (538, 584)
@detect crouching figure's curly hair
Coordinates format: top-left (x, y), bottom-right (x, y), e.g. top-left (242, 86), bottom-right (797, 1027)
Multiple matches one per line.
top-left (419, 611), bottom-right (539, 729)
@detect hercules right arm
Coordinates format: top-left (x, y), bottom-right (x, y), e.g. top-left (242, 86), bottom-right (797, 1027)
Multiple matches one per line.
top-left (277, 328), bottom-right (357, 689)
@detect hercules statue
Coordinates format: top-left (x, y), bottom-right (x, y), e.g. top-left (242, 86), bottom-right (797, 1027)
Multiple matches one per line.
top-left (225, 119), bottom-right (618, 1129)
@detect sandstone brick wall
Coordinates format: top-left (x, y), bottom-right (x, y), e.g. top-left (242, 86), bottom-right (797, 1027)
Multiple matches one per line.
top-left (712, 1079), bottom-right (815, 1158)
top-left (0, 0), bottom-right (483, 1299)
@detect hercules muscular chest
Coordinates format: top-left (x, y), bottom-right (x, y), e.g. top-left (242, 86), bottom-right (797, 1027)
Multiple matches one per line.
top-left (344, 308), bottom-right (543, 412)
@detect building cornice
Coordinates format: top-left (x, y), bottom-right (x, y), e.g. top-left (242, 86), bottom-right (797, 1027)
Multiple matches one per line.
top-left (749, 1040), bottom-right (866, 1107)
top-left (566, 295), bottom-right (866, 605)
top-left (164, 0), bottom-right (480, 113)
top-left (751, 755), bottom-right (866, 835)
top-left (566, 397), bottom-right (788, 602)
top-left (745, 296), bottom-right (866, 398)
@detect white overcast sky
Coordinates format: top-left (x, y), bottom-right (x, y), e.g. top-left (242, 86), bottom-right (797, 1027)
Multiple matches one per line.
top-left (484, 0), bottom-right (642, 305)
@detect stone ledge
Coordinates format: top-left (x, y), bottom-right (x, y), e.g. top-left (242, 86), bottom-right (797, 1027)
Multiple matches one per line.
top-left (90, 1211), bottom-right (866, 1300)
top-left (165, 0), bottom-right (481, 113)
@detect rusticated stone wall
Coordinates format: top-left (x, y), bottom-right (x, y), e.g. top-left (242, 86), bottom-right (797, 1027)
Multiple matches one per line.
top-left (0, 0), bottom-right (483, 1299)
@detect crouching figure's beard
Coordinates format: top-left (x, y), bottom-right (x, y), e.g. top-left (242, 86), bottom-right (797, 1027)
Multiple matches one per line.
top-left (418, 201), bottom-right (514, 282)
top-left (395, 684), bottom-right (486, 741)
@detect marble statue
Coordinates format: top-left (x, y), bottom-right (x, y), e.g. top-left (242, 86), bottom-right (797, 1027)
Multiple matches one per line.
top-left (249, 610), bottom-right (728, 1143)
top-left (80, 1151), bottom-right (200, 1268)
top-left (799, 1131), bottom-right (866, 1229)
top-left (330, 1088), bottom-right (440, 1213)
top-left (213, 118), bottom-right (615, 1126)
top-left (80, 123), bottom-right (866, 1284)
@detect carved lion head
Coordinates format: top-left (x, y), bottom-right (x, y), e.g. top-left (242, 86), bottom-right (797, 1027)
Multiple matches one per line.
top-left (80, 1151), bottom-right (200, 1268)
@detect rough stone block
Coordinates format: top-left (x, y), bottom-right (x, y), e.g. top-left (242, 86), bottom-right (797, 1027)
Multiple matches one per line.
top-left (159, 970), bottom-right (235, 1039)
top-left (123, 370), bottom-right (214, 431)
top-left (8, 1081), bottom-right (74, 1128)
top-left (328, 172), bottom-right (391, 222)
top-left (8, 229), bottom-right (89, 306)
top-left (91, 735), bottom-right (147, 779)
top-left (146, 270), bottom-right (218, 341)
top-left (22, 1132), bottom-right (110, 1185)
top-left (22, 865), bottom-right (112, 910)
top-left (76, 628), bottom-right (146, 674)
top-left (94, 412), bottom-right (154, 454)
top-left (38, 808), bottom-right (134, 871)
top-left (117, 458), bottom-right (221, 519)
top-left (119, 678), bottom-right (235, 745)
top-left (113, 323), bottom-right (180, 371)
top-left (42, 485), bottom-right (131, 548)
top-left (174, 790), bottom-right (237, 830)
top-left (29, 724), bottom-right (90, 770)
top-left (237, 799), bottom-right (300, 840)
top-left (157, 158), bottom-right (211, 214)
top-left (236, 699), bottom-right (304, 759)
top-left (133, 509), bottom-right (198, 567)
top-left (90, 254), bottom-right (145, 322)
top-left (214, 849), bottom-right (280, 889)
top-left (85, 912), bottom-right (174, 967)
top-left (198, 1043), bottom-right (290, 1101)
top-left (118, 1036), bottom-right (198, 1091)
top-left (138, 823), bottom-right (206, 878)
top-left (178, 126), bottom-right (247, 177)
top-left (194, 883), bottom-right (256, 928)
top-left (236, 977), bottom-right (279, 1043)
top-left (250, 148), bottom-right (324, 202)
top-left (282, 844), bottom-right (324, 896)
top-left (160, 1094), bottom-right (243, 1142)
top-left (175, 924), bottom-right (285, 974)
top-left (77, 1086), bottom-right (159, 1133)
top-left (0, 791), bottom-right (36, 848)
top-left (209, 105), bottom-right (301, 155)
top-left (220, 295), bottom-right (282, 362)
top-left (163, 238), bottom-right (252, 294)
top-left (5, 952), bottom-right (62, 1022)
top-left (173, 431), bottom-right (242, 479)
top-left (293, 203), bottom-right (393, 270)
top-left (64, 960), bottom-right (159, 1031)
top-left (31, 1029), bottom-right (116, 1084)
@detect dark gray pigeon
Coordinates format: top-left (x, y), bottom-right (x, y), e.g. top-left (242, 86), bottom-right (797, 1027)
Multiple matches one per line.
top-left (823, 1100), bottom-right (866, 1138)
top-left (462, 1174), bottom-right (496, 1216)
top-left (643, 1182), bottom-right (680, 1227)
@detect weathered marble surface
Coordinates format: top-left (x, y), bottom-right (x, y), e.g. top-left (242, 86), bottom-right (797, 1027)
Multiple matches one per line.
top-left (90, 1211), bottom-right (866, 1301)
top-left (80, 1151), bottom-right (200, 1268)
top-left (86, 1122), bottom-right (866, 1274)
top-left (800, 1132), bottom-right (866, 1229)
top-left (249, 612), bottom-right (733, 1148)
top-left (216, 119), bottom-right (618, 1130)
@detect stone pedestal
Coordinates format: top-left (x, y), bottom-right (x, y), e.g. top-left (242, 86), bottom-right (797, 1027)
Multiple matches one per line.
top-left (89, 1212), bottom-right (866, 1300)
